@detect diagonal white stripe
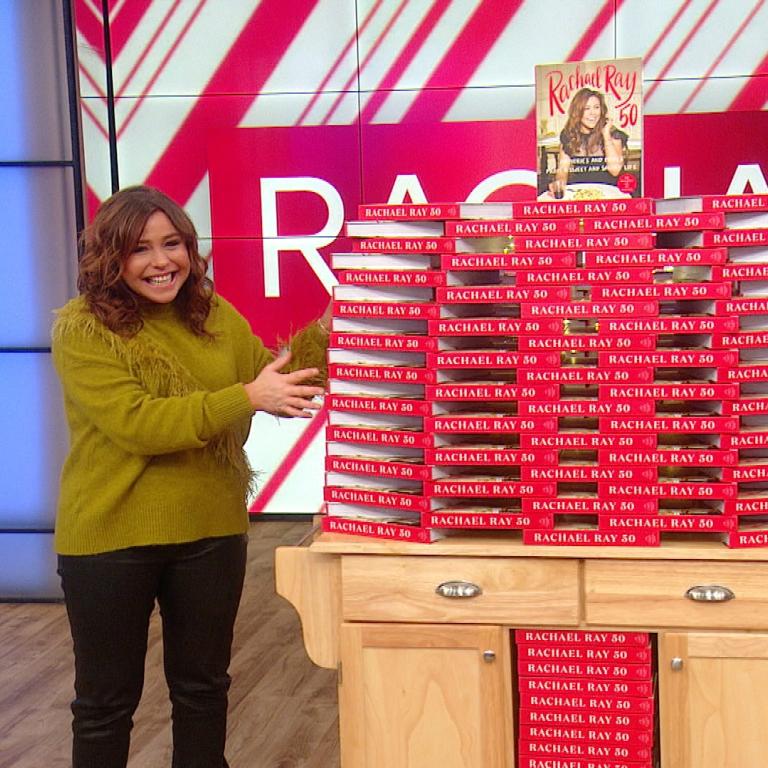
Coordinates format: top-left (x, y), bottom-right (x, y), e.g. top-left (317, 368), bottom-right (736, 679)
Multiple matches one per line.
top-left (617, 0), bottom-right (717, 79)
top-left (113, 1), bottom-right (261, 102)
top-left (80, 107), bottom-right (114, 202)
top-left (239, 0), bottom-right (360, 126)
top-left (76, 30), bottom-right (109, 100)
top-left (463, 0), bottom-right (611, 89)
top-left (369, 0), bottom-right (482, 123)
top-left (355, 0), bottom-right (427, 91)
top-left (658, 0), bottom-right (767, 80)
top-left (114, 2), bottom-right (259, 182)
top-left (646, 75), bottom-right (762, 114)
top-left (244, 415), bottom-right (326, 514)
top-left (81, 0), bottom-right (102, 22)
top-left (445, 85), bottom-right (534, 122)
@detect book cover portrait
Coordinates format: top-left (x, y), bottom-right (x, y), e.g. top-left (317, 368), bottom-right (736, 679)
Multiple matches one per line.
top-left (536, 58), bottom-right (643, 201)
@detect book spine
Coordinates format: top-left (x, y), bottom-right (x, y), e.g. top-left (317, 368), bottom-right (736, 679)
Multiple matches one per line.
top-left (519, 335), bottom-right (655, 351)
top-left (326, 394), bottom-right (431, 416)
top-left (512, 198), bottom-right (655, 218)
top-left (337, 269), bottom-right (446, 287)
top-left (597, 482), bottom-right (737, 500)
top-left (445, 219), bottom-right (579, 237)
top-left (426, 447), bottom-right (557, 465)
top-left (519, 691), bottom-right (655, 713)
top-left (599, 448), bottom-right (738, 466)
top-left (424, 511), bottom-right (552, 529)
top-left (518, 367), bottom-right (654, 384)
top-left (436, 285), bottom-right (570, 303)
top-left (599, 383), bottom-right (739, 400)
top-left (425, 383), bottom-right (558, 401)
top-left (440, 252), bottom-right (577, 270)
top-left (579, 212), bottom-right (724, 233)
top-left (598, 350), bottom-right (738, 367)
top-left (428, 351), bottom-right (560, 368)
top-left (600, 515), bottom-right (736, 532)
top-left (429, 317), bottom-right (563, 335)
top-left (512, 233), bottom-right (654, 251)
top-left (426, 415), bottom-right (558, 433)
top-left (522, 498), bottom-right (658, 515)
top-left (600, 315), bottom-right (738, 333)
top-left (518, 399), bottom-right (654, 417)
top-left (592, 282), bottom-right (730, 301)
top-left (329, 332), bottom-right (438, 353)
top-left (325, 456), bottom-right (430, 481)
top-left (357, 203), bottom-right (459, 219)
top-left (703, 228), bottom-right (768, 247)
top-left (584, 247), bottom-right (728, 266)
top-left (703, 193), bottom-right (768, 212)
top-left (520, 301), bottom-right (659, 318)
top-left (523, 529), bottom-right (660, 546)
top-left (332, 300), bottom-right (439, 319)
top-left (321, 516), bottom-right (433, 543)
top-left (329, 363), bottom-right (435, 385)
top-left (426, 480), bottom-right (556, 497)
top-left (600, 416), bottom-right (739, 432)
top-left (520, 433), bottom-right (656, 450)
top-left (515, 267), bottom-right (654, 285)
top-left (351, 236), bottom-right (455, 252)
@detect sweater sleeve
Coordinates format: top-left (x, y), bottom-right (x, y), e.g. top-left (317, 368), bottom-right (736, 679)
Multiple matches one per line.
top-left (215, 296), bottom-right (327, 383)
top-left (52, 324), bottom-right (255, 456)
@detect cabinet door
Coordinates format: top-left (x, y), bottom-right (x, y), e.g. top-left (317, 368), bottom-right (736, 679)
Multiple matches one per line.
top-left (338, 623), bottom-right (513, 768)
top-left (659, 632), bottom-right (768, 768)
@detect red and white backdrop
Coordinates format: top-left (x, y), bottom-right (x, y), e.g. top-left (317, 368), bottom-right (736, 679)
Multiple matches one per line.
top-left (74, 0), bottom-right (768, 515)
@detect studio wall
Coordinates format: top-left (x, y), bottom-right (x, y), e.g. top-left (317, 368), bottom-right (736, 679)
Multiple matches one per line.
top-left (72, 0), bottom-right (768, 517)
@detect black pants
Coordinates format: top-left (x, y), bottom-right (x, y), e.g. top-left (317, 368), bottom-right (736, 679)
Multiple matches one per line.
top-left (58, 534), bottom-right (248, 768)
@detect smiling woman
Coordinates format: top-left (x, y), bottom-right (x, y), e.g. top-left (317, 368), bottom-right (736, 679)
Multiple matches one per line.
top-left (120, 211), bottom-right (191, 303)
top-left (50, 185), bottom-right (331, 768)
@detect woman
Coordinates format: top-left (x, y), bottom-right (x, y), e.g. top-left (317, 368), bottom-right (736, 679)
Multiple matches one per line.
top-left (548, 87), bottom-right (628, 198)
top-left (52, 185), bottom-right (330, 767)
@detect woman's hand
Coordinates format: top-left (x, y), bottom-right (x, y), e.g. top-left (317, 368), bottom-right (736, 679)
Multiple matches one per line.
top-left (548, 151), bottom-right (571, 198)
top-left (548, 179), bottom-right (566, 199)
top-left (243, 351), bottom-right (324, 417)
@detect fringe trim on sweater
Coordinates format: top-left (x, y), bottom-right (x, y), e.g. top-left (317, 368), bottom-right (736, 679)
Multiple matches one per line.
top-left (52, 299), bottom-right (255, 498)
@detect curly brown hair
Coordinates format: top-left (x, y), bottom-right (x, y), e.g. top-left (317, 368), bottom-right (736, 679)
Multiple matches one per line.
top-left (78, 185), bottom-right (213, 337)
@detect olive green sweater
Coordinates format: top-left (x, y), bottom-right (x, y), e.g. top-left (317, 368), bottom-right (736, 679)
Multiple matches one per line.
top-left (51, 295), bottom-right (327, 555)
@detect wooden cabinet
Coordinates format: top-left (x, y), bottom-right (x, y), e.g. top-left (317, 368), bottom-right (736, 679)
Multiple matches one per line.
top-left (276, 536), bottom-right (768, 768)
top-left (659, 632), bottom-right (768, 768)
top-left (338, 623), bottom-right (513, 768)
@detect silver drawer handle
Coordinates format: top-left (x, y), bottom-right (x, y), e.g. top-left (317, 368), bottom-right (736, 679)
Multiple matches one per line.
top-left (435, 581), bottom-right (482, 599)
top-left (685, 585), bottom-right (735, 603)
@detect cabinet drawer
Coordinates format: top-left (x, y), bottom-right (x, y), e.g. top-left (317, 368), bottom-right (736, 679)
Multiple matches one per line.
top-left (341, 556), bottom-right (579, 624)
top-left (586, 560), bottom-right (768, 629)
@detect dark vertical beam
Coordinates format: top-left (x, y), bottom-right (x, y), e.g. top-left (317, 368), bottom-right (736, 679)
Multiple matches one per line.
top-left (102, 0), bottom-right (120, 192)
top-left (61, 0), bottom-right (86, 233)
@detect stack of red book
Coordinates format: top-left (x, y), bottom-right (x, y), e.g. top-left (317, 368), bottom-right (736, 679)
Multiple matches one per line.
top-left (654, 193), bottom-right (768, 547)
top-left (515, 629), bottom-right (656, 768)
top-left (321, 212), bottom-right (447, 542)
top-left (322, 195), bottom-right (768, 548)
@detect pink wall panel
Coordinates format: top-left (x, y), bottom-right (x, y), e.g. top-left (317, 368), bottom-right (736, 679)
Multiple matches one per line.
top-left (73, 0), bottom-right (768, 514)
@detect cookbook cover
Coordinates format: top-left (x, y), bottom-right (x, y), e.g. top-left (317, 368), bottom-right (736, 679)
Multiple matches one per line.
top-left (536, 57), bottom-right (643, 200)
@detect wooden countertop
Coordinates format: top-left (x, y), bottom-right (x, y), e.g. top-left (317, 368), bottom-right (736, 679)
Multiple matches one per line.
top-left (309, 530), bottom-right (768, 561)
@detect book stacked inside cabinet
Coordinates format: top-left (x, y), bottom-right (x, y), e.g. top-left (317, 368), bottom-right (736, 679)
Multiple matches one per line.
top-left (515, 630), bottom-right (657, 768)
top-left (322, 216), bottom-right (446, 542)
top-left (654, 194), bottom-right (768, 547)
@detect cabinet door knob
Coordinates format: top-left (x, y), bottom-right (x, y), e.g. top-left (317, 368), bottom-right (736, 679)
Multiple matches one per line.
top-left (435, 581), bottom-right (482, 599)
top-left (685, 585), bottom-right (735, 602)
top-left (483, 650), bottom-right (496, 663)
top-left (671, 657), bottom-right (684, 671)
